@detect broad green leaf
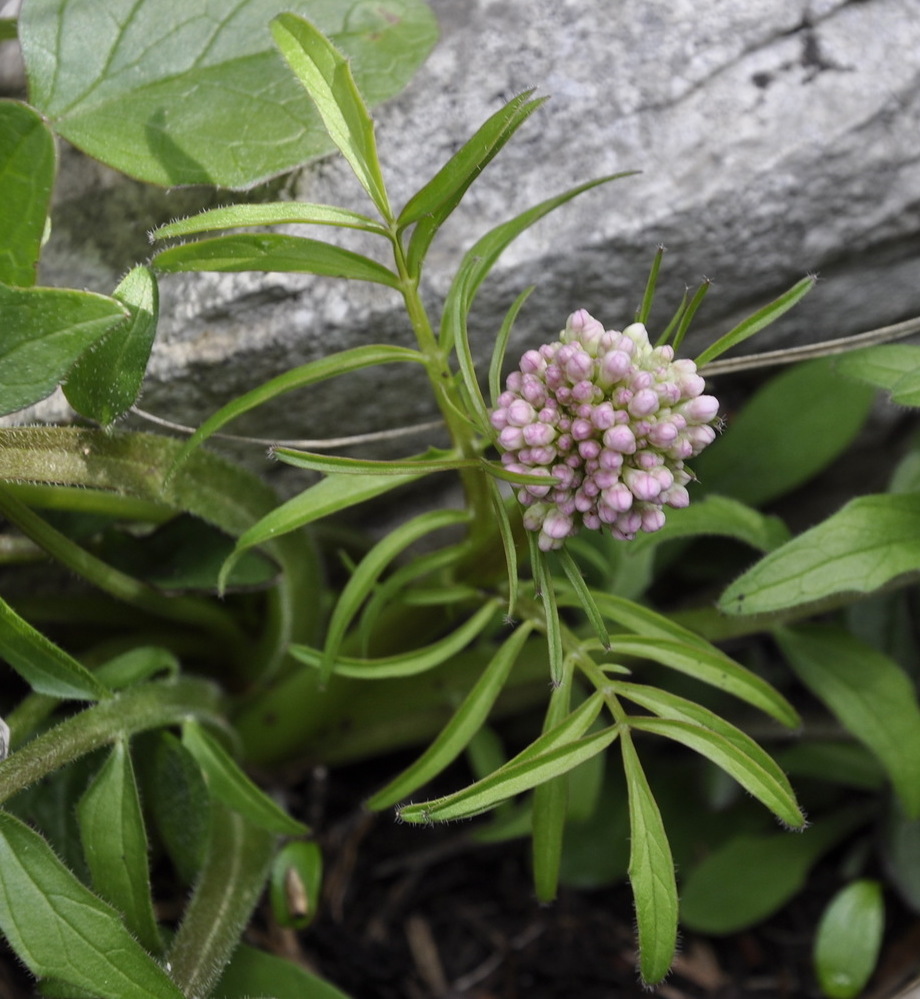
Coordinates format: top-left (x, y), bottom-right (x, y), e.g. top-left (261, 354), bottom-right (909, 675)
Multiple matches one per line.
top-left (366, 623), bottom-right (536, 810)
top-left (154, 233), bottom-right (400, 287)
top-left (882, 801), bottom-right (920, 912)
top-left (0, 812), bottom-right (184, 999)
top-left (0, 100), bottom-right (56, 287)
top-left (166, 343), bottom-right (422, 476)
top-left (775, 624), bottom-right (920, 818)
top-left (0, 19), bottom-right (16, 42)
top-left (814, 880), bottom-right (884, 999)
top-left (182, 720), bottom-right (307, 835)
top-left (291, 600), bottom-right (500, 680)
top-left (63, 265), bottom-right (158, 424)
top-left (215, 942), bottom-right (353, 999)
top-left (775, 741), bottom-right (885, 791)
top-left (0, 594), bottom-right (110, 700)
top-left (403, 92), bottom-right (547, 274)
top-left (269, 840), bottom-right (323, 931)
top-left (692, 358), bottom-right (876, 507)
top-left (152, 201), bottom-right (387, 240)
top-left (271, 13), bottom-right (391, 218)
top-left (77, 740), bottom-right (162, 955)
top-left (321, 508), bottom-right (469, 679)
top-left (0, 283), bottom-right (127, 415)
top-left (608, 634), bottom-right (800, 728)
top-left (720, 493), bottom-right (920, 616)
top-left (694, 276), bottom-right (815, 367)
top-left (621, 734), bottom-right (677, 985)
top-left (835, 343), bottom-right (920, 406)
top-left (629, 494), bottom-right (791, 553)
top-left (679, 808), bottom-right (871, 934)
top-left (20, 0), bottom-right (437, 189)
top-left (166, 805), bottom-right (275, 999)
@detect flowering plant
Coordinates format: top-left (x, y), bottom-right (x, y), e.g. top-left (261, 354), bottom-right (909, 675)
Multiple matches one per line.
top-left (3, 4), bottom-right (920, 998)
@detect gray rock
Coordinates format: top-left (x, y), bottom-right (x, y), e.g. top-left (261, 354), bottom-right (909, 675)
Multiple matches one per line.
top-left (8, 0), bottom-right (920, 466)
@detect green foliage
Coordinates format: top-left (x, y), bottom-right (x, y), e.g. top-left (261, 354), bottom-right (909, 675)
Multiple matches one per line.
top-left (813, 880), bottom-right (885, 999)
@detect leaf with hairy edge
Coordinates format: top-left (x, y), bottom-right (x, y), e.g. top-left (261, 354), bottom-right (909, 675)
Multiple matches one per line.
top-left (721, 493), bottom-right (920, 616)
top-left (0, 283), bottom-right (127, 416)
top-left (77, 740), bottom-right (162, 955)
top-left (273, 448), bottom-right (478, 477)
top-left (621, 733), bottom-right (677, 985)
top-left (0, 100), bottom-right (56, 287)
top-left (64, 265), bottom-right (158, 424)
top-left (154, 233), bottom-right (400, 287)
top-left (609, 634), bottom-right (800, 728)
top-left (151, 202), bottom-right (388, 240)
top-left (321, 509), bottom-right (469, 681)
top-left (20, 0), bottom-right (436, 189)
top-left (0, 812), bottom-right (184, 999)
top-left (835, 343), bottom-right (920, 406)
top-left (695, 276), bottom-right (815, 367)
top-left (181, 720), bottom-right (307, 835)
top-left (271, 13), bottom-right (391, 219)
top-left (165, 343), bottom-right (422, 477)
top-left (0, 595), bottom-right (110, 700)
top-left (291, 601), bottom-right (500, 680)
top-left (366, 623), bottom-right (536, 810)
top-left (775, 624), bottom-right (920, 818)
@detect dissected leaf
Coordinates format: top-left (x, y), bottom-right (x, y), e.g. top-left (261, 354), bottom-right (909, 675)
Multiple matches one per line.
top-left (813, 880), bottom-right (884, 999)
top-left (0, 812), bottom-right (184, 999)
top-left (775, 624), bottom-right (920, 818)
top-left (0, 282), bottom-right (127, 415)
top-left (20, 0), bottom-right (437, 188)
top-left (0, 99), bottom-right (56, 287)
top-left (720, 494), bottom-right (920, 616)
top-left (77, 740), bottom-right (162, 955)
top-left (63, 265), bottom-right (158, 424)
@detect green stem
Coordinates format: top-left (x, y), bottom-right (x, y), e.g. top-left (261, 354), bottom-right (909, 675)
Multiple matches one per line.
top-left (0, 678), bottom-right (223, 804)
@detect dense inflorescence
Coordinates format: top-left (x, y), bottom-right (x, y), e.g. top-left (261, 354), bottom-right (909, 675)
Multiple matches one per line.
top-left (491, 309), bottom-right (720, 551)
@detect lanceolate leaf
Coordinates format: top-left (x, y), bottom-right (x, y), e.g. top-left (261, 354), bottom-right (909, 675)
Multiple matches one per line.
top-left (0, 100), bottom-right (56, 287)
top-left (151, 202), bottom-right (388, 240)
top-left (0, 283), bottom-right (127, 416)
top-left (775, 624), bottom-right (920, 818)
top-left (64, 265), bottom-right (159, 424)
top-left (77, 740), bottom-right (162, 955)
top-left (273, 447), bottom-right (478, 477)
top-left (154, 233), bottom-right (400, 287)
top-left (720, 493), bottom-right (920, 616)
top-left (0, 594), bottom-right (110, 701)
top-left (621, 733), bottom-right (677, 985)
top-left (0, 812), bottom-right (184, 999)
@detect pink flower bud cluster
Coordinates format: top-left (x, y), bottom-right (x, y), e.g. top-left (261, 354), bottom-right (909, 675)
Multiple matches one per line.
top-left (491, 309), bottom-right (719, 551)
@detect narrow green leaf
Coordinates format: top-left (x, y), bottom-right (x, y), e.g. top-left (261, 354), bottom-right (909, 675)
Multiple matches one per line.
top-left (478, 459), bottom-right (563, 487)
top-left (271, 13), bottom-right (391, 219)
top-left (152, 202), bottom-right (388, 241)
top-left (154, 233), bottom-right (399, 287)
top-left (693, 358), bottom-right (876, 507)
top-left (367, 623), bottom-right (536, 810)
top-left (669, 278), bottom-right (710, 353)
top-left (621, 733), bottom-right (678, 985)
top-left (77, 740), bottom-right (162, 955)
top-left (0, 282), bottom-right (127, 415)
top-left (165, 343), bottom-right (422, 477)
top-left (775, 624), bottom-right (920, 818)
top-left (488, 478), bottom-right (519, 616)
top-left (182, 720), bottom-right (307, 835)
top-left (720, 493), bottom-right (920, 616)
top-left (609, 634), bottom-right (800, 728)
top-left (554, 549), bottom-right (610, 650)
top-left (530, 536), bottom-right (563, 685)
top-left (0, 100), bottom-right (56, 287)
top-left (0, 594), bottom-right (110, 700)
top-left (814, 880), bottom-right (884, 999)
top-left (489, 285), bottom-right (535, 405)
top-left (680, 808), bottom-right (871, 934)
top-left (20, 0), bottom-right (436, 189)
top-left (321, 508), bottom-right (469, 681)
top-left (695, 276), bottom-right (815, 367)
top-left (64, 265), bottom-right (158, 424)
top-left (0, 812), bottom-right (184, 999)
top-left (292, 600), bottom-right (500, 680)
top-left (215, 942), bottom-right (354, 999)
top-left (273, 447), bottom-right (476, 477)
top-left (403, 92), bottom-right (547, 274)
top-left (637, 245), bottom-right (665, 326)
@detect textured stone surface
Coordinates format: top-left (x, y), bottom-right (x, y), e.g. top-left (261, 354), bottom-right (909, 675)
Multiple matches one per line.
top-left (7, 0), bottom-right (920, 460)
